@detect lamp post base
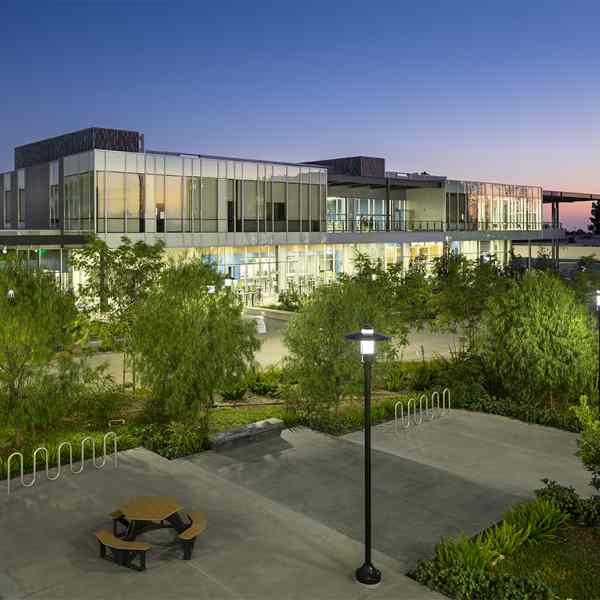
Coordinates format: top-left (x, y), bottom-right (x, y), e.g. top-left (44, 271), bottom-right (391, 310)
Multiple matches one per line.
top-left (355, 562), bottom-right (381, 586)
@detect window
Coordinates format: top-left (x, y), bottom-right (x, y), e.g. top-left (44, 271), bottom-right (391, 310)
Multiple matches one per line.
top-left (243, 179), bottom-right (258, 232)
top-left (165, 176), bottom-right (182, 232)
top-left (126, 173), bottom-right (144, 233)
top-left (288, 183), bottom-right (300, 232)
top-left (106, 172), bottom-right (125, 232)
top-left (96, 171), bottom-right (105, 232)
top-left (49, 184), bottom-right (60, 227)
top-left (272, 182), bottom-right (286, 232)
top-left (3, 190), bottom-right (9, 228)
top-left (17, 190), bottom-right (25, 228)
top-left (202, 177), bottom-right (218, 233)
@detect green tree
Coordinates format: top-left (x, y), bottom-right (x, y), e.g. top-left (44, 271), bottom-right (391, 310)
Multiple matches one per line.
top-left (430, 253), bottom-right (508, 348)
top-left (284, 259), bottom-right (404, 418)
top-left (71, 236), bottom-right (165, 385)
top-left (589, 200), bottom-right (600, 234)
top-left (130, 261), bottom-right (259, 424)
top-left (0, 260), bottom-right (78, 439)
top-left (478, 270), bottom-right (596, 407)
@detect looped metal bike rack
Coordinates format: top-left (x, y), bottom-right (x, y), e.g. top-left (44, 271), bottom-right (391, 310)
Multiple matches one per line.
top-left (394, 389), bottom-right (451, 433)
top-left (6, 432), bottom-right (118, 494)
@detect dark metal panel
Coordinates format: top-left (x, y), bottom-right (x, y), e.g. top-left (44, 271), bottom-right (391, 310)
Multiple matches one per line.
top-left (306, 156), bottom-right (386, 178)
top-left (0, 234), bottom-right (89, 246)
top-left (15, 127), bottom-right (143, 169)
top-left (25, 163), bottom-right (50, 229)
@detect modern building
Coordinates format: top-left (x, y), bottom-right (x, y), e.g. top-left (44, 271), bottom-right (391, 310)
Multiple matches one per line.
top-left (0, 127), bottom-right (563, 302)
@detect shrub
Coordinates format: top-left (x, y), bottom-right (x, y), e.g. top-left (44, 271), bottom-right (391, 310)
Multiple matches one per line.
top-left (483, 521), bottom-right (531, 557)
top-left (412, 561), bottom-right (556, 600)
top-left (245, 366), bottom-right (283, 398)
top-left (478, 270), bottom-right (596, 407)
top-left (434, 534), bottom-right (500, 571)
top-left (134, 422), bottom-right (208, 459)
top-left (219, 382), bottom-right (247, 402)
top-left (534, 479), bottom-right (582, 520)
top-left (503, 499), bottom-right (567, 545)
top-left (571, 395), bottom-right (600, 490)
top-left (535, 479), bottom-right (600, 528)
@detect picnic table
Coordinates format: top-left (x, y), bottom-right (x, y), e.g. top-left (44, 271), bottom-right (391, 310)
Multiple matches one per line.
top-left (118, 495), bottom-right (187, 540)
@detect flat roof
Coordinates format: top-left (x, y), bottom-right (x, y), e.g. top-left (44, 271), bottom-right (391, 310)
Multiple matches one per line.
top-left (543, 190), bottom-right (600, 203)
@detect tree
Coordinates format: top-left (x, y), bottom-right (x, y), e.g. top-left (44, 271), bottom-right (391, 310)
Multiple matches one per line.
top-left (429, 253), bottom-right (508, 348)
top-left (589, 200), bottom-right (600, 234)
top-left (284, 259), bottom-right (404, 419)
top-left (477, 270), bottom-right (596, 407)
top-left (71, 236), bottom-right (165, 385)
top-left (0, 260), bottom-right (78, 439)
top-left (130, 261), bottom-right (259, 424)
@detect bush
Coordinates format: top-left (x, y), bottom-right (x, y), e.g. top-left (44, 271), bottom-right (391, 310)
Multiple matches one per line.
top-left (245, 366), bottom-right (284, 398)
top-left (478, 270), bottom-right (596, 406)
top-left (412, 561), bottom-right (556, 600)
top-left (219, 381), bottom-right (247, 402)
top-left (571, 395), bottom-right (600, 490)
top-left (133, 422), bottom-right (208, 459)
top-left (503, 499), bottom-right (567, 545)
top-left (434, 534), bottom-right (500, 571)
top-left (483, 521), bottom-right (531, 557)
top-left (535, 479), bottom-right (600, 528)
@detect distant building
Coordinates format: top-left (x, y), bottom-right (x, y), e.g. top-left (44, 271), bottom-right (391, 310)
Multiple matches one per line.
top-left (0, 127), bottom-right (570, 301)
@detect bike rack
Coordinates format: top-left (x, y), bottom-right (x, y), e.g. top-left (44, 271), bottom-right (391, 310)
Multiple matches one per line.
top-left (394, 389), bottom-right (451, 433)
top-left (6, 432), bottom-right (118, 494)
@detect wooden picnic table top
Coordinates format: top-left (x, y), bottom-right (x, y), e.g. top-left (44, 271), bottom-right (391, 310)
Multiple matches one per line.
top-left (119, 496), bottom-right (183, 522)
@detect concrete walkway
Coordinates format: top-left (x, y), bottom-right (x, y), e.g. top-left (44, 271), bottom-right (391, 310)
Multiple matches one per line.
top-left (0, 448), bottom-right (440, 600)
top-left (87, 323), bottom-right (460, 382)
top-left (343, 409), bottom-right (592, 497)
top-left (185, 414), bottom-right (592, 571)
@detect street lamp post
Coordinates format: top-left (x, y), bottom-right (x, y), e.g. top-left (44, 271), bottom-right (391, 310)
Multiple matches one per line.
top-left (345, 325), bottom-right (390, 586)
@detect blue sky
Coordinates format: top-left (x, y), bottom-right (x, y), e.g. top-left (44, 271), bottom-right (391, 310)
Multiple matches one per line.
top-left (1, 0), bottom-right (598, 227)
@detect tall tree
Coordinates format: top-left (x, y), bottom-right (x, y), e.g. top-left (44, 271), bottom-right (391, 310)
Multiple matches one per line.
top-left (130, 261), bottom-right (259, 424)
top-left (0, 260), bottom-right (77, 439)
top-left (478, 270), bottom-right (596, 407)
top-left (589, 200), bottom-right (600, 234)
top-left (71, 236), bottom-right (165, 385)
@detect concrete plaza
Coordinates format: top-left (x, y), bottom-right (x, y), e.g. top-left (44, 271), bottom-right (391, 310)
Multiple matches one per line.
top-left (0, 410), bottom-right (590, 599)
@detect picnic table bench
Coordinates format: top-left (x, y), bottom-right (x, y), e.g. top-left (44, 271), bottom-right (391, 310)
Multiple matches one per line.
top-left (96, 530), bottom-right (151, 572)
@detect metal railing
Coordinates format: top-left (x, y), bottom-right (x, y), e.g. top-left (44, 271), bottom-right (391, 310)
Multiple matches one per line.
top-left (6, 432), bottom-right (118, 494)
top-left (64, 215), bottom-right (560, 236)
top-left (394, 388), bottom-right (451, 433)
top-left (327, 214), bottom-right (553, 234)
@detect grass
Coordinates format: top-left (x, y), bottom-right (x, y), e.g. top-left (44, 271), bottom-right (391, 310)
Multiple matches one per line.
top-left (208, 405), bottom-right (293, 433)
top-left (496, 524), bottom-right (600, 599)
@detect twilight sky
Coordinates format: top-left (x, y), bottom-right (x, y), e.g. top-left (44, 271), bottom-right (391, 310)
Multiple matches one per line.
top-left (0, 0), bottom-right (598, 229)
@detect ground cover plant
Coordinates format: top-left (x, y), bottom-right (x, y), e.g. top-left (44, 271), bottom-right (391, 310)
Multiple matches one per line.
top-left (411, 483), bottom-right (600, 599)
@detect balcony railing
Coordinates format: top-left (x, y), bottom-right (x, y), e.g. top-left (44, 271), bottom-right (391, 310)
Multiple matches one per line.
top-left (67, 215), bottom-right (560, 235)
top-left (326, 214), bottom-right (556, 234)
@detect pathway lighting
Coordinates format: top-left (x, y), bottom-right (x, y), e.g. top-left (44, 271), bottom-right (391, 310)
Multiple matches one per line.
top-left (344, 325), bottom-right (390, 586)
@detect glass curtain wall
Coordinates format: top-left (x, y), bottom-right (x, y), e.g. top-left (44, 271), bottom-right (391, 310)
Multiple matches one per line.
top-left (446, 180), bottom-right (542, 231)
top-left (95, 153), bottom-right (325, 235)
top-left (64, 172), bottom-right (93, 231)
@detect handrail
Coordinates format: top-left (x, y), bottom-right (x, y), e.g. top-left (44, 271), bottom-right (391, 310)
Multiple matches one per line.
top-left (394, 389), bottom-right (451, 433)
top-left (6, 432), bottom-right (118, 494)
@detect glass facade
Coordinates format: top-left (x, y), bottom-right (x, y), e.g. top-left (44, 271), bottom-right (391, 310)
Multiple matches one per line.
top-left (159, 239), bottom-right (509, 304)
top-left (94, 152), bottom-right (327, 235)
top-left (446, 180), bottom-right (542, 231)
top-left (64, 172), bottom-right (93, 231)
